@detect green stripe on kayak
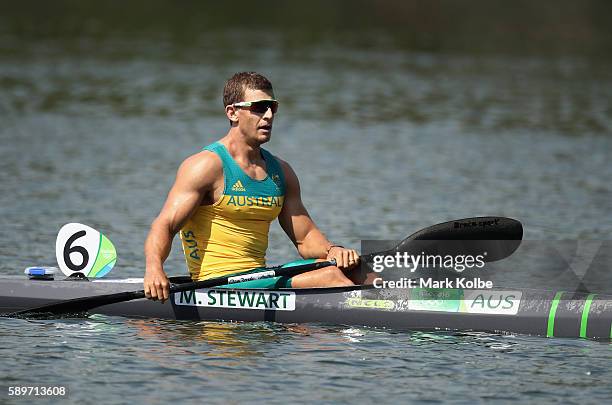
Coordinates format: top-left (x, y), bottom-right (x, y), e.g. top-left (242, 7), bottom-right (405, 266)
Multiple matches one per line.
top-left (580, 294), bottom-right (596, 338)
top-left (547, 292), bottom-right (564, 338)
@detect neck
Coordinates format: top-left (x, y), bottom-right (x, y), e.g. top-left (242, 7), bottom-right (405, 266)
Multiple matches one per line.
top-left (222, 130), bottom-right (263, 162)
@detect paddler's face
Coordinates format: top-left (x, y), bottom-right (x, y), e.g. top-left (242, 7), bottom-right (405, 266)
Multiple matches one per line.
top-left (230, 88), bottom-right (276, 144)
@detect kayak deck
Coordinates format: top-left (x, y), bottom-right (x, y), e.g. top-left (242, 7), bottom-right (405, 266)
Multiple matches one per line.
top-left (1, 276), bottom-right (612, 339)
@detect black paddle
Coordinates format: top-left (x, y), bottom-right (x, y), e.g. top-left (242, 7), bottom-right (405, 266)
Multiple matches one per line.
top-left (386, 216), bottom-right (523, 262)
top-left (9, 216), bottom-right (522, 318)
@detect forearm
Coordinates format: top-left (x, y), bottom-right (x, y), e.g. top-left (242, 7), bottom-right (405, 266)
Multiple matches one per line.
top-left (143, 218), bottom-right (176, 302)
top-left (296, 227), bottom-right (359, 271)
top-left (296, 228), bottom-right (334, 259)
top-left (144, 219), bottom-right (176, 274)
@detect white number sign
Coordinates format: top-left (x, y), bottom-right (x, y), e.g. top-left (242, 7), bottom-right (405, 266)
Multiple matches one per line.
top-left (55, 223), bottom-right (117, 278)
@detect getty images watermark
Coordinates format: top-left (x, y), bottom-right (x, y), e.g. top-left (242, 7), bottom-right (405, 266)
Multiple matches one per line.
top-left (368, 249), bottom-right (492, 289)
top-left (361, 240), bottom-right (612, 294)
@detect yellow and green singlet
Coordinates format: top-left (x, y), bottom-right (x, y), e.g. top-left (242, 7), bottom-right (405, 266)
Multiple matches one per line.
top-left (180, 142), bottom-right (303, 288)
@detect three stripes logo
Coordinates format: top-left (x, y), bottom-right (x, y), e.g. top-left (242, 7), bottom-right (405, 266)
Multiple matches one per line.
top-left (231, 180), bottom-right (246, 192)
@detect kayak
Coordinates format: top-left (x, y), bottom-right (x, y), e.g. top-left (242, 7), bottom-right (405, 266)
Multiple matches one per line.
top-left (2, 275), bottom-right (611, 339)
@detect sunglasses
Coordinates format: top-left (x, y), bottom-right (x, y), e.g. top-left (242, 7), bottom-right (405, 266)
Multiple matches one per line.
top-left (232, 99), bottom-right (279, 114)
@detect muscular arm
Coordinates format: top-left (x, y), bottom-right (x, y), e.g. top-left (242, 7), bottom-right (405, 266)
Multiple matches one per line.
top-left (277, 160), bottom-right (358, 269)
top-left (143, 151), bottom-right (222, 301)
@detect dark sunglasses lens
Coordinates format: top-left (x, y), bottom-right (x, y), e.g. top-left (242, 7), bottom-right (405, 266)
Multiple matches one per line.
top-left (251, 101), bottom-right (278, 114)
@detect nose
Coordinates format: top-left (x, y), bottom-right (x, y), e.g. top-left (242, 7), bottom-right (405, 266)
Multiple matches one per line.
top-left (263, 107), bottom-right (275, 119)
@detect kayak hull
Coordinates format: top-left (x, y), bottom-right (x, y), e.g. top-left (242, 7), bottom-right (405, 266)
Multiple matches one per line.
top-left (2, 276), bottom-right (611, 339)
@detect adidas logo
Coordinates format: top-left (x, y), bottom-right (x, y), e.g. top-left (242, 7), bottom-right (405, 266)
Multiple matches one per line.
top-left (231, 180), bottom-right (246, 192)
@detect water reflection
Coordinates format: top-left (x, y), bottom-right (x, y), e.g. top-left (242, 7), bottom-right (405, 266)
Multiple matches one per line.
top-left (123, 318), bottom-right (354, 364)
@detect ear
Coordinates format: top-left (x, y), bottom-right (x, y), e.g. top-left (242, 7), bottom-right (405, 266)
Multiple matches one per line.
top-left (225, 105), bottom-right (239, 124)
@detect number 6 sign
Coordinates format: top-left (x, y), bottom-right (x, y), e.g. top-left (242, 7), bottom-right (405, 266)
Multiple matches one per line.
top-left (55, 223), bottom-right (117, 278)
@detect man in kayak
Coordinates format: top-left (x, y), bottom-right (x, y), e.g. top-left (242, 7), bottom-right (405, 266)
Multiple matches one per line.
top-left (144, 72), bottom-right (360, 301)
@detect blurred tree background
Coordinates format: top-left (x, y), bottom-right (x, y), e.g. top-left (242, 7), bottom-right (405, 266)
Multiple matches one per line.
top-left (1, 0), bottom-right (611, 58)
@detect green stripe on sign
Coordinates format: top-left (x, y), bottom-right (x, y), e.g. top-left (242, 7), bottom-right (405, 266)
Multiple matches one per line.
top-left (547, 292), bottom-right (565, 338)
top-left (580, 294), bottom-right (596, 338)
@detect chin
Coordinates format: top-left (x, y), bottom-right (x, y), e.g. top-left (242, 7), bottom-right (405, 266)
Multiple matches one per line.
top-left (257, 133), bottom-right (272, 143)
top-left (250, 136), bottom-right (270, 147)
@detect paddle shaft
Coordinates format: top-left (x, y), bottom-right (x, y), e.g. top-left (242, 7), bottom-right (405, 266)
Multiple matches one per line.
top-left (10, 260), bottom-right (336, 317)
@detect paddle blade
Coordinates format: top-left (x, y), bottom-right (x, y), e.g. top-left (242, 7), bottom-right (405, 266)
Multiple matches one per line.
top-left (8, 290), bottom-right (145, 319)
top-left (407, 217), bottom-right (523, 241)
top-left (394, 217), bottom-right (523, 262)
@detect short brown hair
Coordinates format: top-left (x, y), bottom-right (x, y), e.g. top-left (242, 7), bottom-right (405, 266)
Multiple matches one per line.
top-left (223, 72), bottom-right (274, 107)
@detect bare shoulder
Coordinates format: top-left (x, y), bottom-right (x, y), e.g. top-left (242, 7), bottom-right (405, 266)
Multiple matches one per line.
top-left (275, 156), bottom-right (298, 182)
top-left (175, 150), bottom-right (223, 190)
top-left (274, 156), bottom-right (301, 195)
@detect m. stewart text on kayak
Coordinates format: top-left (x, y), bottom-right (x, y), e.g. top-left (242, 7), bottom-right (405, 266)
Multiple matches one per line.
top-left (175, 288), bottom-right (296, 310)
top-left (373, 277), bottom-right (493, 289)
